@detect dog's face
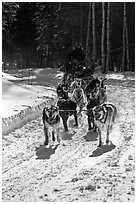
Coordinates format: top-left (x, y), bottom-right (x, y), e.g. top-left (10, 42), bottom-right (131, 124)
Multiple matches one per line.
top-left (73, 88), bottom-right (83, 100)
top-left (92, 105), bottom-right (103, 120)
top-left (44, 105), bottom-right (59, 121)
top-left (72, 79), bottom-right (82, 88)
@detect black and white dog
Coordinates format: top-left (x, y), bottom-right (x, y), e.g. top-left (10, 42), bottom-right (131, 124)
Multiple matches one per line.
top-left (42, 105), bottom-right (61, 146)
top-left (92, 102), bottom-right (117, 147)
top-left (86, 91), bottom-right (100, 131)
top-left (85, 77), bottom-right (107, 101)
top-left (57, 98), bottom-right (78, 132)
top-left (56, 78), bottom-right (78, 132)
top-left (86, 77), bottom-right (107, 131)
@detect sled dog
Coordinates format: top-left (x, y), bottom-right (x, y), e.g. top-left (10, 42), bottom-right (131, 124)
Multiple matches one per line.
top-left (92, 102), bottom-right (117, 146)
top-left (56, 82), bottom-right (70, 100)
top-left (42, 105), bottom-right (61, 146)
top-left (57, 98), bottom-right (78, 132)
top-left (96, 86), bottom-right (107, 104)
top-left (70, 78), bottom-right (86, 112)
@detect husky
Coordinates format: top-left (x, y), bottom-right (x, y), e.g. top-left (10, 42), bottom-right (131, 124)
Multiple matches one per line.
top-left (56, 82), bottom-right (70, 100)
top-left (70, 78), bottom-right (86, 112)
top-left (57, 98), bottom-right (78, 132)
top-left (42, 105), bottom-right (61, 146)
top-left (92, 102), bottom-right (117, 146)
top-left (96, 86), bottom-right (107, 104)
top-left (85, 77), bottom-right (107, 102)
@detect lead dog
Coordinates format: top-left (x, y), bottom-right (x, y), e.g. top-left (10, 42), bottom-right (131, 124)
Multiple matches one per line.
top-left (42, 105), bottom-right (61, 146)
top-left (92, 102), bottom-right (117, 147)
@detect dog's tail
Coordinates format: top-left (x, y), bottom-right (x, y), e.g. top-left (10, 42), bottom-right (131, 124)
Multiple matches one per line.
top-left (100, 77), bottom-right (107, 88)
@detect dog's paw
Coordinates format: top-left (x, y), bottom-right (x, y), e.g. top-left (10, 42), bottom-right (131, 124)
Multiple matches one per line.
top-left (88, 127), bottom-right (95, 131)
top-left (106, 140), bottom-right (109, 145)
top-left (97, 141), bottom-right (103, 147)
top-left (44, 141), bottom-right (49, 146)
top-left (45, 144), bottom-right (50, 148)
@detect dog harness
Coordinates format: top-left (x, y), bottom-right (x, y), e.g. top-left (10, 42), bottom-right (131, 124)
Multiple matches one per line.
top-left (47, 115), bottom-right (60, 126)
top-left (98, 106), bottom-right (108, 124)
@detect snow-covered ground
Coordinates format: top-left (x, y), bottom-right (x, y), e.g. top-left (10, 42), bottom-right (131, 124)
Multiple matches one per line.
top-left (2, 68), bottom-right (135, 202)
top-left (2, 68), bottom-right (63, 118)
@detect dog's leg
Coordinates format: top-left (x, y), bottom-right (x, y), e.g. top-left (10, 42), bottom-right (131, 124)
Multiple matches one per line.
top-left (52, 130), bottom-right (55, 142)
top-left (106, 125), bottom-right (110, 144)
top-left (78, 105), bottom-right (83, 126)
top-left (44, 126), bottom-right (49, 145)
top-left (56, 127), bottom-right (60, 143)
top-left (73, 111), bottom-right (78, 126)
top-left (97, 128), bottom-right (102, 147)
top-left (62, 115), bottom-right (69, 131)
top-left (88, 112), bottom-right (95, 131)
top-left (88, 115), bottom-right (92, 131)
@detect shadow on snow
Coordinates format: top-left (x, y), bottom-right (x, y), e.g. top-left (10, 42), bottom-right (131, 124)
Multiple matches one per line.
top-left (61, 131), bottom-right (74, 140)
top-left (35, 144), bottom-right (59, 160)
top-left (89, 142), bottom-right (116, 157)
top-left (83, 131), bottom-right (98, 142)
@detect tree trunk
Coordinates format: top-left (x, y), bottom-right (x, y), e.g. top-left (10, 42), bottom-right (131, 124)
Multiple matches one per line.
top-left (86, 2), bottom-right (91, 60)
top-left (92, 2), bottom-right (96, 60)
top-left (80, 2), bottom-right (83, 45)
top-left (125, 15), bottom-right (130, 71)
top-left (101, 2), bottom-right (105, 73)
top-left (122, 2), bottom-right (126, 72)
top-left (106, 2), bottom-right (110, 73)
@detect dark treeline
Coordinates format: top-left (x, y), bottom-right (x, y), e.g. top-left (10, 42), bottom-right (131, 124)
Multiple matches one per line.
top-left (2, 2), bottom-right (135, 72)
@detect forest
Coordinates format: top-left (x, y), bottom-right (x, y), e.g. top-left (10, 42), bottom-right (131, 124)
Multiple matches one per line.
top-left (2, 2), bottom-right (135, 73)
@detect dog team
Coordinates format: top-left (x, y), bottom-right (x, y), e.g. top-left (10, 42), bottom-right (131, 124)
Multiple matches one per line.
top-left (42, 74), bottom-right (117, 147)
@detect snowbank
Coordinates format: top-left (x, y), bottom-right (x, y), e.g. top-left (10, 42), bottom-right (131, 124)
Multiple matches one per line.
top-left (2, 69), bottom-right (61, 135)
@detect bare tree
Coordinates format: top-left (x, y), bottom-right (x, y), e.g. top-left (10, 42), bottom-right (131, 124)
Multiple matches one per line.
top-left (92, 2), bottom-right (96, 59)
top-left (122, 2), bottom-right (130, 72)
top-left (125, 11), bottom-right (130, 71)
top-left (122, 2), bottom-right (126, 72)
top-left (86, 2), bottom-right (91, 60)
top-left (80, 2), bottom-right (83, 45)
top-left (101, 2), bottom-right (105, 73)
top-left (106, 2), bottom-right (110, 73)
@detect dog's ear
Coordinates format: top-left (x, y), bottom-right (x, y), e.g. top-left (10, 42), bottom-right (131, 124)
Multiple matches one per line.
top-left (43, 106), bottom-right (48, 114)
